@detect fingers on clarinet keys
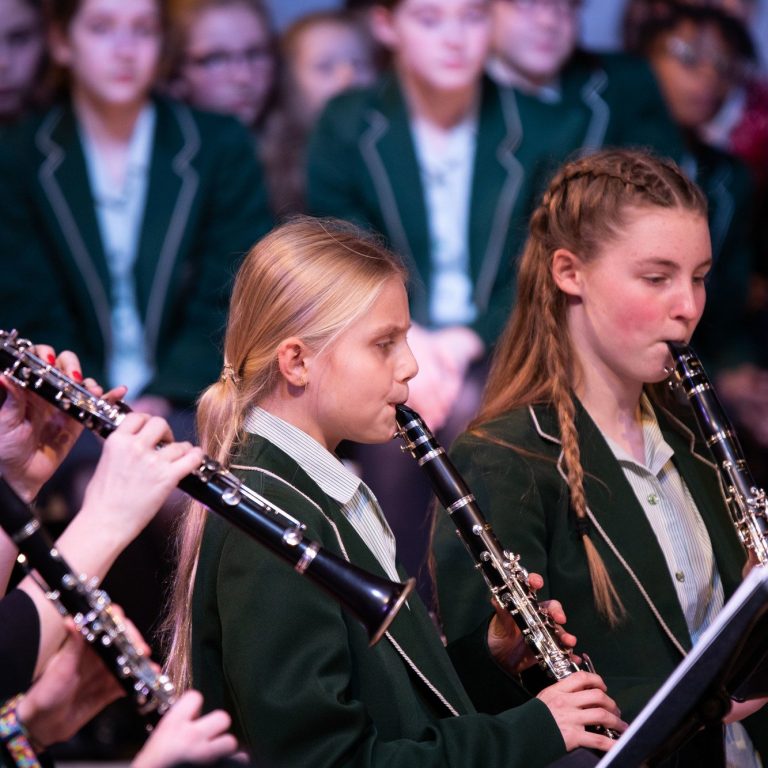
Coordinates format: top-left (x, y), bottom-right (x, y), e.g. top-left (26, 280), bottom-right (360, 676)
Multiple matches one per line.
top-left (537, 671), bottom-right (626, 751)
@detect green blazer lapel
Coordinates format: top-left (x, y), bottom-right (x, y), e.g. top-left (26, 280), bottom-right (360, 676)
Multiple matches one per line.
top-left (655, 404), bottom-right (747, 598)
top-left (559, 56), bottom-right (611, 154)
top-left (236, 436), bottom-right (471, 716)
top-left (695, 151), bottom-right (736, 261)
top-left (325, 496), bottom-right (473, 717)
top-left (471, 79), bottom-right (526, 315)
top-left (357, 77), bottom-right (431, 322)
top-left (35, 104), bottom-right (112, 350)
top-left (529, 403), bottom-right (693, 653)
top-left (135, 98), bottom-right (201, 364)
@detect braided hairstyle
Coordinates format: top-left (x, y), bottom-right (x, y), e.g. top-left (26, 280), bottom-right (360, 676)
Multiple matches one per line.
top-left (474, 148), bottom-right (707, 625)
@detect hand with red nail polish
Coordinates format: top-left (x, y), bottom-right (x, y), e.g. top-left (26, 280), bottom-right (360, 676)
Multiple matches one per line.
top-left (0, 345), bottom-right (97, 502)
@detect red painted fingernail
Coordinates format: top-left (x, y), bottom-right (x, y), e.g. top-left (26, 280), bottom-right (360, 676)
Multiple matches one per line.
top-left (72, 370), bottom-right (83, 382)
top-left (47, 354), bottom-right (56, 364)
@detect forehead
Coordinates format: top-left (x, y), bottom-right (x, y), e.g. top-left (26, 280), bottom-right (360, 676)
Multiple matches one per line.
top-left (0, 0), bottom-right (40, 30)
top-left (395, 0), bottom-right (489, 12)
top-left (666, 18), bottom-right (728, 45)
top-left (76, 0), bottom-right (160, 18)
top-left (336, 278), bottom-right (410, 341)
top-left (188, 3), bottom-right (268, 45)
top-left (295, 22), bottom-right (361, 56)
top-left (598, 207), bottom-right (711, 263)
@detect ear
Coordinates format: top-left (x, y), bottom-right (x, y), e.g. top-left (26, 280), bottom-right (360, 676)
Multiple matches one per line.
top-left (551, 248), bottom-right (586, 298)
top-left (48, 24), bottom-right (72, 67)
top-left (275, 337), bottom-right (311, 388)
top-left (369, 6), bottom-right (398, 49)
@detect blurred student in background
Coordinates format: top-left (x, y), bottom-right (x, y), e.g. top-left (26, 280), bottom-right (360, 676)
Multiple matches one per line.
top-left (486, 0), bottom-right (683, 163)
top-left (0, 0), bottom-right (272, 702)
top-left (631, 2), bottom-right (768, 459)
top-left (261, 10), bottom-right (377, 216)
top-left (167, 0), bottom-right (277, 137)
top-left (0, 0), bottom-right (47, 124)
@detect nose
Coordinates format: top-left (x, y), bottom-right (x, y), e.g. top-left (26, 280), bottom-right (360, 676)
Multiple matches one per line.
top-left (442, 18), bottom-right (465, 47)
top-left (333, 61), bottom-right (358, 91)
top-left (671, 280), bottom-right (703, 323)
top-left (112, 27), bottom-right (139, 58)
top-left (399, 342), bottom-right (419, 384)
top-left (229, 56), bottom-right (253, 83)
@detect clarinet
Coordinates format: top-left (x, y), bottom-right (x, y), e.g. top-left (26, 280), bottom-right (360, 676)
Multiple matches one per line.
top-left (666, 340), bottom-right (768, 565)
top-left (0, 329), bottom-right (413, 646)
top-left (395, 404), bottom-right (618, 738)
top-left (0, 477), bottom-right (175, 723)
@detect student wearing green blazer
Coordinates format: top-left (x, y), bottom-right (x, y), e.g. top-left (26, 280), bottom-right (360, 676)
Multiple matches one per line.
top-left (486, 0), bottom-right (684, 164)
top-left (631, 4), bottom-right (760, 378)
top-left (0, 0), bottom-right (272, 412)
top-left (432, 149), bottom-right (768, 767)
top-left (165, 216), bottom-right (625, 768)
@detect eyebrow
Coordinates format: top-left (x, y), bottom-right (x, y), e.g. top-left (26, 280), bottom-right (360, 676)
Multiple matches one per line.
top-left (369, 322), bottom-right (411, 337)
top-left (636, 257), bottom-right (713, 271)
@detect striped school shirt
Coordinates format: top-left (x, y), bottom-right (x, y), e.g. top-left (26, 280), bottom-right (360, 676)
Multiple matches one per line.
top-left (243, 407), bottom-right (400, 583)
top-left (600, 395), bottom-right (758, 768)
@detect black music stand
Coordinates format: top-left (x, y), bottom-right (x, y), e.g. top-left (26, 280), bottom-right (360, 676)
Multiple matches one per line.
top-left (595, 565), bottom-right (768, 767)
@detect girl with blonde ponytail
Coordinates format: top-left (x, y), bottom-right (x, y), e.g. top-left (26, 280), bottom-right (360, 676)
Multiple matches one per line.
top-left (164, 215), bottom-right (625, 768)
top-left (433, 148), bottom-right (768, 766)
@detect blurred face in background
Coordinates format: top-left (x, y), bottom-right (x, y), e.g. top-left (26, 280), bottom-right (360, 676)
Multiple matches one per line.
top-left (491, 0), bottom-right (580, 87)
top-left (50, 0), bottom-right (162, 111)
top-left (287, 19), bottom-right (375, 123)
top-left (179, 1), bottom-right (275, 127)
top-left (649, 19), bottom-right (738, 128)
top-left (372, 0), bottom-right (491, 95)
top-left (0, 0), bottom-right (45, 118)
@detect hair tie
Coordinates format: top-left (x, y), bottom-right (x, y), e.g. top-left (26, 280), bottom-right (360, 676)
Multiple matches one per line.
top-left (574, 517), bottom-right (590, 538)
top-left (220, 362), bottom-right (240, 385)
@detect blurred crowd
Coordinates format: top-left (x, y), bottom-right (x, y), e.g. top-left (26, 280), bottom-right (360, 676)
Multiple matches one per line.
top-left (0, 0), bottom-right (766, 757)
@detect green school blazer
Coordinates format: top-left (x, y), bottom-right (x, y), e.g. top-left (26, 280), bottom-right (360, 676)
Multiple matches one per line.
top-left (191, 433), bottom-right (568, 768)
top-left (685, 139), bottom-right (757, 372)
top-left (307, 64), bottom-right (683, 349)
top-left (0, 96), bottom-right (272, 407)
top-left (306, 74), bottom-right (568, 346)
top-left (433, 399), bottom-right (768, 764)
top-left (545, 51), bottom-right (684, 161)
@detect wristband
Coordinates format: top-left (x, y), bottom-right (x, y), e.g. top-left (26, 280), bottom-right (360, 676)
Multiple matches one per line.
top-left (0, 696), bottom-right (41, 768)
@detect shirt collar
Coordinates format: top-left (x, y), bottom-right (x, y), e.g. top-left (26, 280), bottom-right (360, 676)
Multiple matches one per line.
top-left (485, 57), bottom-right (562, 102)
top-left (243, 407), bottom-right (361, 504)
top-left (79, 102), bottom-right (156, 202)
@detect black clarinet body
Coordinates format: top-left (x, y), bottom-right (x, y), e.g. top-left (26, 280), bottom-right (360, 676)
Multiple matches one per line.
top-left (395, 404), bottom-right (579, 678)
top-left (0, 477), bottom-right (175, 723)
top-left (395, 404), bottom-right (618, 738)
top-left (0, 329), bottom-right (413, 646)
top-left (667, 340), bottom-right (768, 565)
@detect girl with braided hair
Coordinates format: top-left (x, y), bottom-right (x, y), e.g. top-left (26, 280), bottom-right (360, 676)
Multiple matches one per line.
top-left (433, 148), bottom-right (768, 766)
